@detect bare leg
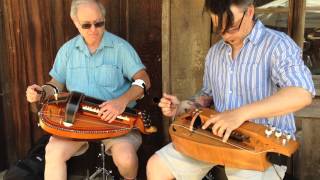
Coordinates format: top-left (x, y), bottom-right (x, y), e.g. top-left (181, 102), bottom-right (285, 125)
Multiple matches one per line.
top-left (44, 136), bottom-right (87, 180)
top-left (146, 154), bottom-right (175, 180)
top-left (110, 141), bottom-right (139, 179)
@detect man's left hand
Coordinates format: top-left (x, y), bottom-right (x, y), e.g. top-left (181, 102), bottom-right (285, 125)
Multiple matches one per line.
top-left (201, 110), bottom-right (247, 143)
top-left (98, 98), bottom-right (128, 123)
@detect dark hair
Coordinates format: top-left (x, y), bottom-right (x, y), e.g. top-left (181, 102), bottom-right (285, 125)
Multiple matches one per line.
top-left (204, 0), bottom-right (254, 34)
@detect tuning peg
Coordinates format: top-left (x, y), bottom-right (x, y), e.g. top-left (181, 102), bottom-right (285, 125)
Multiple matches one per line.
top-left (282, 138), bottom-right (287, 146)
top-left (265, 128), bottom-right (273, 137)
top-left (270, 126), bottom-right (276, 133)
top-left (275, 130), bottom-right (282, 139)
top-left (284, 132), bottom-right (291, 141)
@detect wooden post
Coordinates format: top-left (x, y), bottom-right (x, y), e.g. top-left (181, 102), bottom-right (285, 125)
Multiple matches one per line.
top-left (291, 0), bottom-right (306, 48)
top-left (162, 0), bottom-right (211, 143)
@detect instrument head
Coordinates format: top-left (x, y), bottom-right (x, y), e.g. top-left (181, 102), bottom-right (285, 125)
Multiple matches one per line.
top-left (136, 110), bottom-right (157, 134)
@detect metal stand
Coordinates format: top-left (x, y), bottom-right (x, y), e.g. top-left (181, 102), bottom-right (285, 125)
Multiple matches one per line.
top-left (88, 143), bottom-right (114, 180)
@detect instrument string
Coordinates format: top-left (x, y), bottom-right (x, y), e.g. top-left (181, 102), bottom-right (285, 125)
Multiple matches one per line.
top-left (39, 111), bottom-right (132, 130)
top-left (172, 123), bottom-right (272, 154)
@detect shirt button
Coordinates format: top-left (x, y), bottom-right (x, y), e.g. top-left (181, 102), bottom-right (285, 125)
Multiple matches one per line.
top-left (229, 90), bottom-right (232, 94)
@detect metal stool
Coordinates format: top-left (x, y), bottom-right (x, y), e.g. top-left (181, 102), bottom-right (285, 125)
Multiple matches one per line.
top-left (87, 142), bottom-right (114, 180)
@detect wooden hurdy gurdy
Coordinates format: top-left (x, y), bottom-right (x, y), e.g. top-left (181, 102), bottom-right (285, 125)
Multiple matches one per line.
top-left (169, 108), bottom-right (299, 171)
top-left (38, 91), bottom-right (157, 140)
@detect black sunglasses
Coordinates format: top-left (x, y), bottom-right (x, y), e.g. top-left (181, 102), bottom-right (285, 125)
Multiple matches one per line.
top-left (80, 21), bottom-right (105, 29)
top-left (225, 10), bottom-right (246, 34)
top-left (213, 10), bottom-right (246, 34)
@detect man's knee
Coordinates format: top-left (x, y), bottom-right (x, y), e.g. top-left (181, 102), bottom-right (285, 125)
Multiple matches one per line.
top-left (147, 154), bottom-right (174, 180)
top-left (45, 140), bottom-right (72, 163)
top-left (146, 154), bottom-right (158, 174)
top-left (113, 150), bottom-right (138, 169)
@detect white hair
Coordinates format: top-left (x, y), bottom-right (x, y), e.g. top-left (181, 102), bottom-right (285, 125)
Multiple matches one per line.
top-left (70, 0), bottom-right (106, 19)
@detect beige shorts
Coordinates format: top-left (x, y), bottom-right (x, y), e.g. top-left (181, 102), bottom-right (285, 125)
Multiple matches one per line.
top-left (156, 143), bottom-right (287, 180)
top-left (74, 130), bottom-right (142, 156)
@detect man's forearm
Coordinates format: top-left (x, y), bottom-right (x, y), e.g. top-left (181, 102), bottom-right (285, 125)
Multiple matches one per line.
top-left (119, 69), bottom-right (151, 106)
top-left (118, 86), bottom-right (145, 105)
top-left (237, 87), bottom-right (313, 121)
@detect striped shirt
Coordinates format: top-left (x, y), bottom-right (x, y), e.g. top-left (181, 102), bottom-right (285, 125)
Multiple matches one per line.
top-left (201, 20), bottom-right (315, 134)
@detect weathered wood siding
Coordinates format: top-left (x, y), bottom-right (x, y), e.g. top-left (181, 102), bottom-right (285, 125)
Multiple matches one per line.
top-left (161, 0), bottom-right (211, 141)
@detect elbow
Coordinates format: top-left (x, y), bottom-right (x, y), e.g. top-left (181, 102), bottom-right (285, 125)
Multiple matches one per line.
top-left (304, 93), bottom-right (313, 106)
top-left (301, 91), bottom-right (313, 108)
top-left (146, 81), bottom-right (151, 91)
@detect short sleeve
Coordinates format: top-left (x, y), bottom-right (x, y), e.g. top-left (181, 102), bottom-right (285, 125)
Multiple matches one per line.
top-left (271, 38), bottom-right (315, 96)
top-left (201, 48), bottom-right (213, 96)
top-left (117, 42), bottom-right (145, 80)
top-left (49, 45), bottom-right (68, 84)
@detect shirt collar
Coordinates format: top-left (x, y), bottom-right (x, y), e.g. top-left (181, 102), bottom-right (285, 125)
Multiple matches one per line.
top-left (75, 31), bottom-right (114, 52)
top-left (245, 20), bottom-right (265, 45)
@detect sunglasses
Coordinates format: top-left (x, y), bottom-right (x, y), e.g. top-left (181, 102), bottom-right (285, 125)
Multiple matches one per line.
top-left (212, 10), bottom-right (246, 34)
top-left (80, 21), bottom-right (105, 29)
top-left (224, 11), bottom-right (246, 34)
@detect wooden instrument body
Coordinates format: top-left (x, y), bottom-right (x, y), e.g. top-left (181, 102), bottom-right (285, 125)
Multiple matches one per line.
top-left (169, 108), bottom-right (299, 171)
top-left (38, 92), bottom-right (156, 140)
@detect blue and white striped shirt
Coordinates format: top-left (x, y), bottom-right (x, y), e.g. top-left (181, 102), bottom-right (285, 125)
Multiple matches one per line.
top-left (201, 20), bottom-right (315, 134)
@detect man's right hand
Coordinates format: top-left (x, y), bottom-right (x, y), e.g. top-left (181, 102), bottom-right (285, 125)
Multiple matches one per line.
top-left (26, 84), bottom-right (43, 103)
top-left (158, 93), bottom-right (180, 117)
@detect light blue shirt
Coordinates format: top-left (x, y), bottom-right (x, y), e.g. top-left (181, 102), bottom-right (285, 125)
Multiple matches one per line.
top-left (50, 31), bottom-right (145, 107)
top-left (202, 20), bottom-right (315, 134)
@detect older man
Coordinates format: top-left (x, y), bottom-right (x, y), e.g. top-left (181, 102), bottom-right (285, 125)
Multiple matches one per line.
top-left (147, 0), bottom-right (315, 180)
top-left (26, 0), bottom-right (150, 179)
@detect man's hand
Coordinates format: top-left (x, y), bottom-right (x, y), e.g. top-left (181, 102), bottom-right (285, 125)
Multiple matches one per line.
top-left (158, 93), bottom-right (180, 117)
top-left (26, 84), bottom-right (43, 103)
top-left (202, 110), bottom-right (247, 143)
top-left (98, 98), bottom-right (128, 123)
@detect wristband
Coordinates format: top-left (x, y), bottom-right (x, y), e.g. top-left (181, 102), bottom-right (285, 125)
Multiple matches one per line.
top-left (132, 79), bottom-right (147, 98)
top-left (42, 83), bottom-right (59, 94)
top-left (41, 83), bottom-right (59, 100)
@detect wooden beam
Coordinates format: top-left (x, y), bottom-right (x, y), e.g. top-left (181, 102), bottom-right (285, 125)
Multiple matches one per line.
top-left (291, 0), bottom-right (306, 48)
top-left (0, 0), bottom-right (18, 165)
top-left (161, 0), bottom-right (171, 143)
top-left (162, 0), bottom-right (171, 94)
top-left (169, 0), bottom-right (211, 99)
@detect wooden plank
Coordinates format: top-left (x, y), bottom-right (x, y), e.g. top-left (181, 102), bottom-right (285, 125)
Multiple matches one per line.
top-left (126, 0), bottom-right (164, 151)
top-left (0, 0), bottom-right (10, 169)
top-left (255, 8), bottom-right (289, 13)
top-left (162, 0), bottom-right (171, 143)
top-left (0, 0), bottom-right (79, 162)
top-left (291, 0), bottom-right (306, 48)
top-left (295, 98), bottom-right (320, 118)
top-left (169, 0), bottom-right (211, 100)
top-left (313, 75), bottom-right (320, 96)
top-left (161, 0), bottom-right (211, 142)
top-left (299, 117), bottom-right (320, 180)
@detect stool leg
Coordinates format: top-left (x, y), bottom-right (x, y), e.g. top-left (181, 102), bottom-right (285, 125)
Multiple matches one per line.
top-left (88, 143), bottom-right (113, 180)
top-left (101, 143), bottom-right (106, 180)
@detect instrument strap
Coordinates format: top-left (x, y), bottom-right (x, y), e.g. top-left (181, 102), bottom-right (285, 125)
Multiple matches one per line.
top-left (64, 91), bottom-right (84, 126)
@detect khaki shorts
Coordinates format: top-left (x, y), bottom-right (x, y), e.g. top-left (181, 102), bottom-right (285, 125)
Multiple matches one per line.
top-left (74, 130), bottom-right (142, 156)
top-left (156, 143), bottom-right (287, 180)
top-left (156, 143), bottom-right (214, 180)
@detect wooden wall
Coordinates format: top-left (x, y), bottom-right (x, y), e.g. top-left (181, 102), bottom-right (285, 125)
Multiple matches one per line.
top-left (161, 0), bottom-right (211, 141)
top-left (0, 0), bottom-right (162, 171)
